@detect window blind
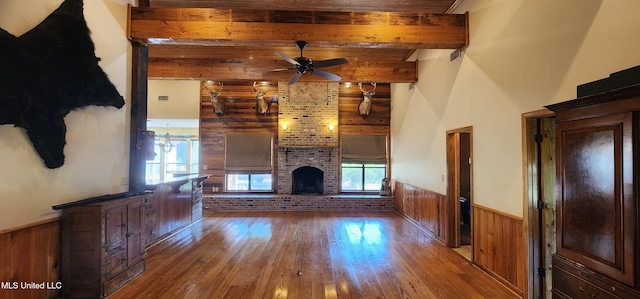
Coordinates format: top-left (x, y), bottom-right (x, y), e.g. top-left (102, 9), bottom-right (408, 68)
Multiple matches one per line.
top-left (341, 134), bottom-right (387, 164)
top-left (225, 133), bottom-right (273, 173)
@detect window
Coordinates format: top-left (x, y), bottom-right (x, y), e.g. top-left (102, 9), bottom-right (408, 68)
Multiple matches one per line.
top-left (341, 134), bottom-right (388, 192)
top-left (225, 133), bottom-right (273, 192)
top-left (145, 135), bottom-right (199, 182)
top-left (226, 174), bottom-right (273, 191)
top-left (342, 163), bottom-right (386, 191)
top-left (190, 140), bottom-right (200, 173)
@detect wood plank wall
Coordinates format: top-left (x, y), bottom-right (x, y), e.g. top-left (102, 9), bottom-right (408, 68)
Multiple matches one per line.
top-left (394, 181), bottom-right (525, 297)
top-left (199, 81), bottom-right (390, 193)
top-left (0, 219), bottom-right (61, 299)
top-left (393, 181), bottom-right (447, 243)
top-left (474, 205), bottom-right (525, 296)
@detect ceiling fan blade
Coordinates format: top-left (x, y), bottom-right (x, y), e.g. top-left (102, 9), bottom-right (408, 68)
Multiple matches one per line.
top-left (288, 72), bottom-right (303, 84)
top-left (275, 52), bottom-right (300, 66)
top-left (311, 69), bottom-right (342, 81)
top-left (253, 68), bottom-right (293, 73)
top-left (312, 58), bottom-right (348, 68)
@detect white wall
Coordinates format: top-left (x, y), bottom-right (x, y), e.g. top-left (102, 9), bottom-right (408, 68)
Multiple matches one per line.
top-left (391, 0), bottom-right (640, 217)
top-left (0, 0), bottom-right (131, 230)
top-left (148, 80), bottom-right (201, 119)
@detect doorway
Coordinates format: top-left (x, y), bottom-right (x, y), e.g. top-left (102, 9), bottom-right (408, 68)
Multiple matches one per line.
top-left (446, 126), bottom-right (473, 260)
top-left (523, 110), bottom-right (556, 299)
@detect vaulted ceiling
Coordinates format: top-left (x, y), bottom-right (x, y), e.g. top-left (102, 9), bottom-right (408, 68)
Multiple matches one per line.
top-left (129, 0), bottom-right (467, 83)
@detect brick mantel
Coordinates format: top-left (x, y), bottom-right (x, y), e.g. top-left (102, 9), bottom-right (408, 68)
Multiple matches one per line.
top-left (276, 82), bottom-right (340, 194)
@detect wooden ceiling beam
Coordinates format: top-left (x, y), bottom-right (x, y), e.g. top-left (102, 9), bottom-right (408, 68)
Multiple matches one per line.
top-left (148, 58), bottom-right (417, 83)
top-left (129, 7), bottom-right (468, 49)
top-left (148, 45), bottom-right (414, 61)
top-left (148, 0), bottom-right (457, 13)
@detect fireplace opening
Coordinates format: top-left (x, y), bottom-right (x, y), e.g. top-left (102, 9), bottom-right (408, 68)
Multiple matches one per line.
top-left (292, 166), bottom-right (323, 194)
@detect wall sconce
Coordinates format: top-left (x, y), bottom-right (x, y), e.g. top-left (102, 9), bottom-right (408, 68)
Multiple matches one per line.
top-left (328, 125), bottom-right (335, 132)
top-left (281, 124), bottom-right (288, 131)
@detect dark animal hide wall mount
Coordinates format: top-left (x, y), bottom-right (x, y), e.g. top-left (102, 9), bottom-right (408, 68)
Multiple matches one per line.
top-left (0, 0), bottom-right (125, 169)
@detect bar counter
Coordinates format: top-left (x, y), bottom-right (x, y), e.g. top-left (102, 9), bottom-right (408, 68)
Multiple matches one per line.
top-left (144, 174), bottom-right (209, 246)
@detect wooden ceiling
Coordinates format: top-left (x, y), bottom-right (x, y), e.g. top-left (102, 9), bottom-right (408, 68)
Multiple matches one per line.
top-left (130, 0), bottom-right (467, 83)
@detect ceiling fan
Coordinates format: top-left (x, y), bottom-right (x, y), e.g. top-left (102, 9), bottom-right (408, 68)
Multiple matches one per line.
top-left (270, 41), bottom-right (348, 84)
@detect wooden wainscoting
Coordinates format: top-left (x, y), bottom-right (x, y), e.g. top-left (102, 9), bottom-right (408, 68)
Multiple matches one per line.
top-left (394, 181), bottom-right (525, 297)
top-left (393, 181), bottom-right (447, 243)
top-left (0, 219), bottom-right (61, 299)
top-left (473, 205), bottom-right (525, 297)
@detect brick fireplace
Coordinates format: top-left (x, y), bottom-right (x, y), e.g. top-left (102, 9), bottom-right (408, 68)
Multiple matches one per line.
top-left (277, 147), bottom-right (339, 194)
top-left (292, 166), bottom-right (324, 194)
top-left (276, 82), bottom-right (340, 195)
top-left (202, 82), bottom-right (395, 211)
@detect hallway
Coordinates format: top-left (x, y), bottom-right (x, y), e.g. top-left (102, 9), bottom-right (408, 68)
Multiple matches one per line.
top-left (109, 210), bottom-right (518, 298)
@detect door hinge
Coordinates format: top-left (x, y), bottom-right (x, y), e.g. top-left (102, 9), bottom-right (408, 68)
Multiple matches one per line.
top-left (537, 267), bottom-right (546, 277)
top-left (534, 134), bottom-right (543, 144)
top-left (537, 200), bottom-right (545, 210)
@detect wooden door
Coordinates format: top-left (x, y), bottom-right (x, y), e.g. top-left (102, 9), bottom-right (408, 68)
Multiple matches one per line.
top-left (104, 205), bottom-right (127, 278)
top-left (555, 112), bottom-right (635, 286)
top-left (446, 131), bottom-right (460, 248)
top-left (524, 113), bottom-right (555, 299)
top-left (127, 198), bottom-right (145, 266)
top-left (446, 126), bottom-right (473, 249)
top-left (104, 205), bottom-right (126, 255)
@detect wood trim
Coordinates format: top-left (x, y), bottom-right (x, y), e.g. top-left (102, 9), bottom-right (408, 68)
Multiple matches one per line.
top-left (473, 204), bottom-right (526, 297)
top-left (446, 131), bottom-right (460, 247)
top-left (522, 108), bottom-right (554, 119)
top-left (474, 204), bottom-right (524, 221)
top-left (445, 125), bottom-right (473, 135)
top-left (521, 111), bottom-right (556, 299)
top-left (521, 116), bottom-right (537, 299)
top-left (445, 126), bottom-right (472, 248)
top-left (129, 43), bottom-right (149, 191)
top-left (0, 217), bottom-right (61, 235)
top-left (545, 84), bottom-right (640, 115)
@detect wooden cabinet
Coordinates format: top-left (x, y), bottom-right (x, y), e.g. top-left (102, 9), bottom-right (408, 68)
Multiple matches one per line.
top-left (58, 193), bottom-right (147, 298)
top-left (144, 175), bottom-right (208, 247)
top-left (553, 255), bottom-right (639, 299)
top-left (192, 178), bottom-right (204, 221)
top-left (546, 84), bottom-right (640, 298)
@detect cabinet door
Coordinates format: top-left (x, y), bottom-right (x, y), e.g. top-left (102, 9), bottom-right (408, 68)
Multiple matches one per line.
top-left (104, 205), bottom-right (126, 255)
top-left (127, 198), bottom-right (145, 265)
top-left (555, 112), bottom-right (635, 286)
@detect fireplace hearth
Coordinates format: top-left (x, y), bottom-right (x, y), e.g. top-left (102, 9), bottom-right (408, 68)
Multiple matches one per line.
top-left (292, 166), bottom-right (323, 194)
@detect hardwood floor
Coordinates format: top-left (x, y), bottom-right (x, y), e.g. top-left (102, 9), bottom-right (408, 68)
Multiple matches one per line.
top-left (108, 210), bottom-right (518, 299)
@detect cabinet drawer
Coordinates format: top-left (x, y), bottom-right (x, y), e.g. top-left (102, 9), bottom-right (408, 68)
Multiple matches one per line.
top-left (554, 266), bottom-right (619, 299)
top-left (553, 255), bottom-right (640, 298)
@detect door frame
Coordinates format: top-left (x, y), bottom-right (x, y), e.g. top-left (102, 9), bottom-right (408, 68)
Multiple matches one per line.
top-left (522, 109), bottom-right (555, 299)
top-left (446, 126), bottom-right (473, 249)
